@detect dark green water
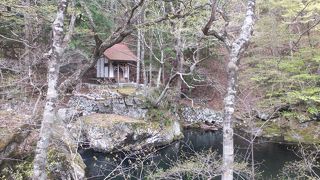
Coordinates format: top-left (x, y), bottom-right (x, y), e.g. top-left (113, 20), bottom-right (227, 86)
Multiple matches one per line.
top-left (80, 130), bottom-right (302, 179)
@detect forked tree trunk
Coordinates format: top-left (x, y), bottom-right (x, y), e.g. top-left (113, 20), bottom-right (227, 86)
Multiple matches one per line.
top-left (33, 0), bottom-right (67, 179)
top-left (222, 1), bottom-right (256, 179)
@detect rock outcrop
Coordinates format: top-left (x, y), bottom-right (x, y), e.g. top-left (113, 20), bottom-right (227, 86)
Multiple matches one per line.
top-left (68, 95), bottom-right (147, 119)
top-left (0, 111), bottom-right (86, 180)
top-left (71, 113), bottom-right (183, 152)
top-left (177, 106), bottom-right (223, 124)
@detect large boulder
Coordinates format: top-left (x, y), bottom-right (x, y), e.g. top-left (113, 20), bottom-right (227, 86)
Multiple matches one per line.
top-left (71, 113), bottom-right (183, 152)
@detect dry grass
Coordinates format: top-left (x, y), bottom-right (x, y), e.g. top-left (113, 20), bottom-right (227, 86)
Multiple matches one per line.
top-left (0, 110), bottom-right (32, 150)
top-left (76, 83), bottom-right (137, 96)
top-left (112, 87), bottom-right (137, 95)
top-left (0, 110), bottom-right (31, 129)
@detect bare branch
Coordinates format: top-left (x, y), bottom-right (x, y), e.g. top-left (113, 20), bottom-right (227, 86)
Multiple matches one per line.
top-left (62, 0), bottom-right (76, 48)
top-left (202, 1), bottom-right (231, 49)
top-left (293, 17), bottom-right (320, 48)
top-left (0, 34), bottom-right (33, 48)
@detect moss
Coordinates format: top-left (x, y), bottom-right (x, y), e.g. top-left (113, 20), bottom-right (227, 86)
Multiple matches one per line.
top-left (146, 107), bottom-right (174, 127)
top-left (131, 121), bottom-right (152, 130)
top-left (255, 120), bottom-right (320, 144)
top-left (0, 147), bottom-right (82, 180)
top-left (259, 122), bottom-right (282, 137)
top-left (46, 148), bottom-right (74, 180)
top-left (0, 155), bottom-right (33, 180)
top-left (173, 132), bottom-right (184, 141)
top-left (283, 124), bottom-right (320, 144)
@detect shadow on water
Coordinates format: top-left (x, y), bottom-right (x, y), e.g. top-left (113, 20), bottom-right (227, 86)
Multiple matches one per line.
top-left (80, 130), bottom-right (302, 179)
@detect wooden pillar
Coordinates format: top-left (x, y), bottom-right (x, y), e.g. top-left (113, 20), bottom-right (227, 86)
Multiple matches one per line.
top-left (127, 64), bottom-right (130, 83)
top-left (100, 58), bottom-right (104, 77)
top-left (108, 60), bottom-right (111, 80)
top-left (117, 63), bottom-right (120, 84)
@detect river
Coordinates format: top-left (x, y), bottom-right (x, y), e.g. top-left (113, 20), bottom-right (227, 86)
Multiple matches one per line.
top-left (80, 130), bottom-right (303, 179)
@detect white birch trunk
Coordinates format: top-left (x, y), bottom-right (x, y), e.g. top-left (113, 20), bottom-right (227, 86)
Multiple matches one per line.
top-left (156, 49), bottom-right (164, 88)
top-left (156, 66), bottom-right (162, 88)
top-left (222, 1), bottom-right (256, 179)
top-left (149, 61), bottom-right (152, 86)
top-left (33, 0), bottom-right (67, 179)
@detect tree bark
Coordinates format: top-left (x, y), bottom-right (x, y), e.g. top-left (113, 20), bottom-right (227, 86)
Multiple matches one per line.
top-left (174, 22), bottom-right (184, 93)
top-left (140, 9), bottom-right (147, 86)
top-left (156, 65), bottom-right (162, 87)
top-left (23, 0), bottom-right (32, 66)
top-left (140, 30), bottom-right (147, 86)
top-left (149, 55), bottom-right (152, 86)
top-left (136, 28), bottom-right (141, 84)
top-left (33, 0), bottom-right (67, 179)
top-left (170, 2), bottom-right (184, 94)
top-left (221, 1), bottom-right (256, 179)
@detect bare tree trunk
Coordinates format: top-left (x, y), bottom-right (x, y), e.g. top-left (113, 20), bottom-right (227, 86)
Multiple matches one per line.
top-left (33, 0), bottom-right (67, 179)
top-left (155, 72), bottom-right (178, 106)
top-left (174, 23), bottom-right (184, 93)
top-left (136, 29), bottom-right (141, 84)
top-left (170, 2), bottom-right (184, 94)
top-left (162, 62), bottom-right (165, 85)
top-left (149, 40), bottom-right (153, 86)
top-left (23, 0), bottom-right (34, 96)
top-left (23, 0), bottom-right (32, 65)
top-left (156, 1), bottom-right (166, 88)
top-left (140, 31), bottom-right (147, 86)
top-left (156, 65), bottom-right (162, 87)
top-left (222, 1), bottom-right (256, 179)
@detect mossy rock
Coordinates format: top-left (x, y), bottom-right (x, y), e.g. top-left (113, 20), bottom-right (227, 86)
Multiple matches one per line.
top-left (0, 148), bottom-right (86, 180)
top-left (255, 121), bottom-right (320, 144)
top-left (76, 113), bottom-right (183, 152)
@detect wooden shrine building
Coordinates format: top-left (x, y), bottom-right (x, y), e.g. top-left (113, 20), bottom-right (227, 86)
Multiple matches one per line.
top-left (96, 43), bottom-right (137, 83)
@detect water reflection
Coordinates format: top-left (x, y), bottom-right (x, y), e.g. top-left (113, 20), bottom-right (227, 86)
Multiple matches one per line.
top-left (81, 130), bottom-right (301, 179)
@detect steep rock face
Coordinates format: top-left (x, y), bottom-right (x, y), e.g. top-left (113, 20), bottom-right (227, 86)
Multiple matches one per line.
top-left (68, 95), bottom-right (147, 119)
top-left (71, 113), bottom-right (183, 152)
top-left (178, 106), bottom-right (223, 124)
